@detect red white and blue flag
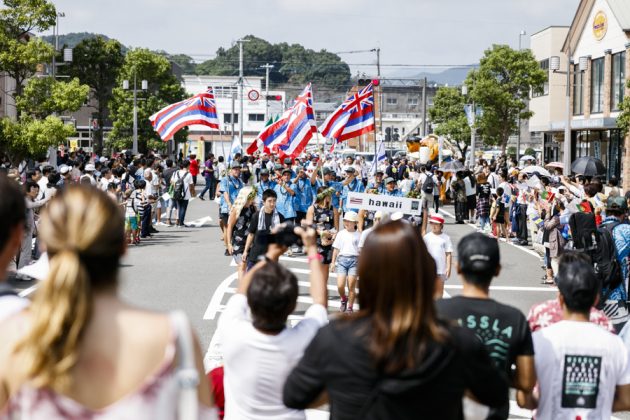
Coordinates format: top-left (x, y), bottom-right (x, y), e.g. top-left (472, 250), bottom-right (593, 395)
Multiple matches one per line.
top-left (319, 83), bottom-right (375, 148)
top-left (247, 83), bottom-right (317, 157)
top-left (149, 88), bottom-right (219, 141)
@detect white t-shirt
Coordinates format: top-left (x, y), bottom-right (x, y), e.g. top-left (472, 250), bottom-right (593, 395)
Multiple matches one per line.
top-left (464, 177), bottom-right (475, 196)
top-left (423, 231), bottom-right (453, 275)
top-left (358, 226), bottom-right (374, 249)
top-left (220, 294), bottom-right (327, 420)
top-left (173, 170), bottom-right (194, 200)
top-left (534, 320), bottom-right (630, 420)
top-left (332, 229), bottom-right (360, 257)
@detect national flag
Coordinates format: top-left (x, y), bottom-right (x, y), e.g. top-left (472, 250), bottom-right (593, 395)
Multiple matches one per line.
top-left (228, 136), bottom-right (242, 164)
top-left (247, 83), bottom-right (317, 157)
top-left (370, 137), bottom-right (386, 175)
top-left (320, 83), bottom-right (375, 149)
top-left (540, 190), bottom-right (555, 202)
top-left (150, 88), bottom-right (219, 141)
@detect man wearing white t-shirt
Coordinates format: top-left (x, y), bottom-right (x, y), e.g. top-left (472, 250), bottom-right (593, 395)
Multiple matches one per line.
top-left (219, 226), bottom-right (328, 420)
top-left (423, 214), bottom-right (453, 298)
top-left (517, 256), bottom-right (630, 418)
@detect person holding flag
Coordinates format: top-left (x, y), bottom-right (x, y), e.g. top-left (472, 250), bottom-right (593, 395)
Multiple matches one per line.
top-left (219, 163), bottom-right (244, 254)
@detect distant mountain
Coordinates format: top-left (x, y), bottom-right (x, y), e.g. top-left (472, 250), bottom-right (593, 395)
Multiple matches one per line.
top-left (41, 32), bottom-right (128, 52)
top-left (388, 66), bottom-right (478, 86)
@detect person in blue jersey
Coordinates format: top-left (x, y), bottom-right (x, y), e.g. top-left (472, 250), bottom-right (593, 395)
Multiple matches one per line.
top-left (383, 177), bottom-right (403, 197)
top-left (341, 167), bottom-right (365, 214)
top-left (274, 169), bottom-right (296, 223)
top-left (291, 166), bottom-right (315, 226)
top-left (255, 168), bottom-right (276, 208)
top-left (219, 163), bottom-right (244, 254)
top-left (366, 169), bottom-right (385, 194)
top-left (282, 157), bottom-right (297, 180)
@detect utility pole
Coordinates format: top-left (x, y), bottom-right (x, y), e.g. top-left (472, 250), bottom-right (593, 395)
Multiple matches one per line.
top-left (132, 73), bottom-right (138, 154)
top-left (237, 38), bottom-right (249, 147)
top-left (231, 92), bottom-right (236, 141)
top-left (517, 30), bottom-right (526, 163)
top-left (260, 63), bottom-right (274, 121)
top-left (421, 77), bottom-right (427, 136)
top-left (376, 48), bottom-right (381, 136)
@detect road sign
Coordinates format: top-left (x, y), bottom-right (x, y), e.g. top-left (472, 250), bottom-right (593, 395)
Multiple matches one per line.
top-left (247, 90), bottom-right (260, 101)
top-left (348, 192), bottom-right (422, 215)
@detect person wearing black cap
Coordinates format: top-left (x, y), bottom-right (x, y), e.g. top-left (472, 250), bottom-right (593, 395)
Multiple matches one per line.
top-left (255, 168), bottom-right (276, 208)
top-left (366, 170), bottom-right (385, 194)
top-left (273, 168), bottom-right (296, 223)
top-left (291, 166), bottom-right (315, 226)
top-left (517, 255), bottom-right (630, 418)
top-left (437, 232), bottom-right (535, 419)
top-left (340, 167), bottom-right (365, 214)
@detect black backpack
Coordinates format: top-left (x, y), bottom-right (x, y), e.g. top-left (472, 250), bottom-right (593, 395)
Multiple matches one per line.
top-left (173, 171), bottom-right (187, 201)
top-left (422, 174), bottom-right (435, 194)
top-left (592, 221), bottom-right (623, 293)
top-left (569, 212), bottom-right (597, 251)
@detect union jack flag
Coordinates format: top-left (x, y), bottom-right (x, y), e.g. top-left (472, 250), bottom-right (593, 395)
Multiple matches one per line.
top-left (149, 87), bottom-right (219, 141)
top-left (247, 83), bottom-right (317, 157)
top-left (320, 83), bottom-right (375, 147)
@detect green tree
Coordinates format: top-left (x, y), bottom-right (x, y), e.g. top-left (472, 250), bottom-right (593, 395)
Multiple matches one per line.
top-left (524, 147), bottom-right (536, 157)
top-left (617, 82), bottom-right (630, 135)
top-left (0, 115), bottom-right (75, 161)
top-left (16, 76), bottom-right (89, 118)
top-left (109, 48), bottom-right (187, 153)
top-left (62, 36), bottom-right (125, 154)
top-left (428, 86), bottom-right (471, 156)
top-left (166, 53), bottom-right (196, 74)
top-left (465, 45), bottom-right (546, 153)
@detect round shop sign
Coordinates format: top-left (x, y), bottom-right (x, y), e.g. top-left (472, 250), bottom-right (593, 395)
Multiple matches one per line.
top-left (247, 90), bottom-right (260, 101)
top-left (593, 11), bottom-right (608, 41)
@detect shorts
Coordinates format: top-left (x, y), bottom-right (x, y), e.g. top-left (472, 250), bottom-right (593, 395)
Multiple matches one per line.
top-left (220, 212), bottom-right (229, 225)
top-left (467, 195), bottom-right (477, 211)
top-left (319, 245), bottom-right (333, 265)
top-left (295, 211), bottom-right (307, 226)
top-left (336, 255), bottom-right (358, 276)
top-left (126, 215), bottom-right (139, 230)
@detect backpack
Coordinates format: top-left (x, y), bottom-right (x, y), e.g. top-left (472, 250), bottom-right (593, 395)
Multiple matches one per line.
top-left (593, 221), bottom-right (623, 294)
top-left (173, 171), bottom-right (187, 201)
top-left (569, 212), bottom-right (597, 251)
top-left (422, 174), bottom-right (435, 194)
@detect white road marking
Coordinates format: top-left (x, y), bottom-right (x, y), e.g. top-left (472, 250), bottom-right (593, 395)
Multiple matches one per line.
top-left (203, 272), bottom-right (238, 320)
top-left (186, 215), bottom-right (213, 227)
top-left (438, 208), bottom-right (542, 259)
top-left (18, 284), bottom-right (38, 297)
top-left (445, 284), bottom-right (557, 292)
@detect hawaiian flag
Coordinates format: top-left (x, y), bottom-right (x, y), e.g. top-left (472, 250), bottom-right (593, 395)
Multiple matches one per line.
top-left (320, 83), bottom-right (375, 149)
top-left (246, 83), bottom-right (317, 157)
top-left (149, 87), bottom-right (219, 141)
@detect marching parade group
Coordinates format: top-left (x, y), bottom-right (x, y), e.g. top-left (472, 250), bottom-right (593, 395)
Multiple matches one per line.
top-left (1, 144), bottom-right (630, 420)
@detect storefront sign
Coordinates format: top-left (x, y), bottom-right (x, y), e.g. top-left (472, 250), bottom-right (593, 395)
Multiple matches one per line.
top-left (347, 192), bottom-right (422, 215)
top-left (593, 11), bottom-right (608, 41)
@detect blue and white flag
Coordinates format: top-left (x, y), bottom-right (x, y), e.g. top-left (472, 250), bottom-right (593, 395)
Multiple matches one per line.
top-left (228, 136), bottom-right (242, 164)
top-left (370, 137), bottom-right (386, 175)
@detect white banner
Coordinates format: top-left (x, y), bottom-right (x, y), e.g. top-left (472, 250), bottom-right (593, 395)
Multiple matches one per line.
top-left (348, 192), bottom-right (422, 216)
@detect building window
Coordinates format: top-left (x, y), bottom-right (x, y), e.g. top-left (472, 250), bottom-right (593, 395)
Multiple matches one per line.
top-left (591, 57), bottom-right (604, 113)
top-left (573, 63), bottom-right (584, 116)
top-left (612, 51), bottom-right (625, 111)
top-left (407, 98), bottom-right (418, 106)
top-left (248, 113), bottom-right (265, 122)
top-left (224, 113), bottom-right (238, 124)
top-left (386, 97), bottom-right (397, 105)
top-left (533, 59), bottom-right (550, 98)
top-left (214, 86), bottom-right (238, 99)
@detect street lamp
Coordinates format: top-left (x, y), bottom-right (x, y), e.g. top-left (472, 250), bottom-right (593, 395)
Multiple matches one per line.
top-left (518, 30), bottom-right (527, 50)
top-left (123, 72), bottom-right (148, 155)
top-left (550, 49), bottom-right (588, 174)
top-left (461, 84), bottom-right (477, 169)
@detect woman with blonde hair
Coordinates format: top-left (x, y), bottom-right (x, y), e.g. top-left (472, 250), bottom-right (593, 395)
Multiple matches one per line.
top-left (226, 186), bottom-right (257, 280)
top-left (283, 220), bottom-right (508, 419)
top-left (0, 185), bottom-right (215, 419)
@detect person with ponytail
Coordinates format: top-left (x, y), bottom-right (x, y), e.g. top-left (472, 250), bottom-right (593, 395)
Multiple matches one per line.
top-left (0, 185), bottom-right (215, 419)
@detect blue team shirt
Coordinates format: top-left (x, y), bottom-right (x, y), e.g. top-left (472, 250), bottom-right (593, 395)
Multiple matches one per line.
top-left (383, 189), bottom-right (403, 197)
top-left (367, 181), bottom-right (385, 194)
top-left (256, 180), bottom-right (277, 207)
top-left (219, 176), bottom-right (243, 214)
top-left (314, 179), bottom-right (343, 209)
top-left (342, 178), bottom-right (365, 212)
top-left (274, 183), bottom-right (296, 219)
top-left (291, 177), bottom-right (314, 213)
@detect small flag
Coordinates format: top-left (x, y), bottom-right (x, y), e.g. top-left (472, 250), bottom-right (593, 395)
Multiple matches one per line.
top-left (540, 190), bottom-right (555, 202)
top-left (320, 83), bottom-right (375, 149)
top-left (150, 88), bottom-right (219, 141)
top-left (370, 137), bottom-right (386, 175)
top-left (228, 136), bottom-right (242, 164)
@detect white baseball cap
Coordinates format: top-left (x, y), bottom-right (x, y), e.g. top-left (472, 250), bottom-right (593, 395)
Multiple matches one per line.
top-left (85, 163), bottom-right (95, 172)
top-left (343, 211), bottom-right (359, 222)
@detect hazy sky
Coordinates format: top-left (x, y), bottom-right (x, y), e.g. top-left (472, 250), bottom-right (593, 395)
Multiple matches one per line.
top-left (46, 0), bottom-right (580, 76)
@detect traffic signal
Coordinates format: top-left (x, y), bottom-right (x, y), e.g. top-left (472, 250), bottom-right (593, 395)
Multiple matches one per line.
top-left (266, 95), bottom-right (282, 101)
top-left (393, 128), bottom-right (400, 142)
top-left (358, 79), bottom-right (379, 87)
top-left (385, 127), bottom-right (392, 142)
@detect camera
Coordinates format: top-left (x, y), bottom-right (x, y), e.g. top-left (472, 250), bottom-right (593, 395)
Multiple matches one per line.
top-left (257, 223), bottom-right (303, 247)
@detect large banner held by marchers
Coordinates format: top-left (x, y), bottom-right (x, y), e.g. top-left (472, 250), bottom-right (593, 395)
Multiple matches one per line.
top-left (347, 192), bottom-right (423, 216)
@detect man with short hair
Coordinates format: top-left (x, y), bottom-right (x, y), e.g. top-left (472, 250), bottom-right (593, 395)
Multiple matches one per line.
top-left (340, 167), bottom-right (365, 214)
top-left (274, 169), bottom-right (296, 223)
top-left (220, 226), bottom-right (327, 419)
top-left (517, 256), bottom-right (630, 418)
top-left (367, 170), bottom-right (385, 194)
top-left (171, 160), bottom-right (195, 227)
top-left (437, 232), bottom-right (535, 420)
top-left (219, 163), bottom-right (244, 251)
top-left (383, 177), bottom-right (403, 197)
top-left (291, 166), bottom-right (314, 226)
top-left (0, 175), bottom-right (28, 320)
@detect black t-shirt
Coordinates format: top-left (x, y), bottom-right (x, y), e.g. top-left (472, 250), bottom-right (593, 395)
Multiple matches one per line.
top-left (163, 167), bottom-right (177, 185)
top-left (436, 296), bottom-right (534, 420)
top-left (247, 210), bottom-right (273, 263)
